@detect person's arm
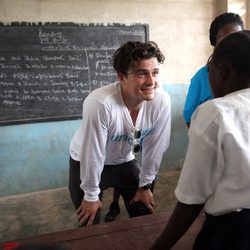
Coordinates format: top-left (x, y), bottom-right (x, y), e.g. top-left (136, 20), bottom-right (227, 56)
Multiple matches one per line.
top-left (78, 97), bottom-right (109, 225)
top-left (150, 201), bottom-right (204, 250)
top-left (139, 91), bottom-right (171, 188)
top-left (133, 92), bottom-right (170, 210)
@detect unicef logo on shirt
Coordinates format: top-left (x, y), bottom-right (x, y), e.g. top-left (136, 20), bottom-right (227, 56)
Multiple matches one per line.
top-left (109, 128), bottom-right (152, 145)
top-left (110, 133), bottom-right (134, 145)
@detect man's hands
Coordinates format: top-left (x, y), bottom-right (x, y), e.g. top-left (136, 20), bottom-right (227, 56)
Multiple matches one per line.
top-left (130, 188), bottom-right (156, 213)
top-left (77, 199), bottom-right (102, 226)
top-left (77, 188), bottom-right (155, 226)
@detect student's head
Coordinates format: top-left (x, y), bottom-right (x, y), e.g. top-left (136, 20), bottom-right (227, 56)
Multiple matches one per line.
top-left (113, 41), bottom-right (165, 102)
top-left (208, 30), bottom-right (250, 98)
top-left (209, 12), bottom-right (244, 47)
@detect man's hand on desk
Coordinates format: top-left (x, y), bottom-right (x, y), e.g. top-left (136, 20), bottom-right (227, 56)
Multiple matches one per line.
top-left (77, 199), bottom-right (102, 226)
top-left (130, 188), bottom-right (156, 213)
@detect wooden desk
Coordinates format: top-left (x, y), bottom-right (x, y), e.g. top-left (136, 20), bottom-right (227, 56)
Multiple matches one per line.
top-left (1, 211), bottom-right (204, 250)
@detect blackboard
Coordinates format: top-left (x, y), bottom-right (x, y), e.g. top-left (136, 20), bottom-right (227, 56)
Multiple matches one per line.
top-left (0, 23), bottom-right (149, 125)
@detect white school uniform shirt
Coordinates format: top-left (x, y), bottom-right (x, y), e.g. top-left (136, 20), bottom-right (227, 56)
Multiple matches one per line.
top-left (70, 82), bottom-right (171, 201)
top-left (175, 88), bottom-right (250, 216)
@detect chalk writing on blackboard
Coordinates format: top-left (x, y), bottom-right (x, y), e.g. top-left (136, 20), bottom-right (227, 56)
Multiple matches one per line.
top-left (0, 24), bottom-right (148, 125)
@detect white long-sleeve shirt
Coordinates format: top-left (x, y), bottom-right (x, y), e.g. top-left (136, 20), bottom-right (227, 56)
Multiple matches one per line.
top-left (70, 82), bottom-right (171, 201)
top-left (176, 88), bottom-right (250, 215)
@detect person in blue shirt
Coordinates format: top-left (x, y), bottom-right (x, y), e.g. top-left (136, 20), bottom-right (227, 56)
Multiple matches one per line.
top-left (183, 12), bottom-right (244, 127)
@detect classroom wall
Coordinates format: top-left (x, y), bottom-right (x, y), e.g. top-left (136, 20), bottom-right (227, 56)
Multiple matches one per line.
top-left (0, 0), bottom-right (215, 84)
top-left (0, 0), bottom-right (215, 197)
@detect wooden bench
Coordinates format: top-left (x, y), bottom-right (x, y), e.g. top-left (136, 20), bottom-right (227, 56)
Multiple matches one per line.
top-left (1, 211), bottom-right (204, 250)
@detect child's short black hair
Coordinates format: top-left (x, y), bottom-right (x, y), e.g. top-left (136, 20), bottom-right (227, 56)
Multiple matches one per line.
top-left (113, 41), bottom-right (165, 77)
top-left (213, 30), bottom-right (250, 84)
top-left (209, 12), bottom-right (244, 46)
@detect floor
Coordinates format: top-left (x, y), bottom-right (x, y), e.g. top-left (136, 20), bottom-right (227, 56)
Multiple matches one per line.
top-left (0, 170), bottom-right (180, 243)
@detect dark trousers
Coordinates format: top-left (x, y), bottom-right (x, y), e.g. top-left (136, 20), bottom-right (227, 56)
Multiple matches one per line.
top-left (68, 157), bottom-right (152, 224)
top-left (193, 209), bottom-right (250, 250)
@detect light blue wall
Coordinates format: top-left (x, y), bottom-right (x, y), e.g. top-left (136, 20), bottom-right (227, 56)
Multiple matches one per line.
top-left (0, 120), bottom-right (80, 197)
top-left (0, 83), bottom-right (189, 197)
top-left (161, 84), bottom-right (189, 170)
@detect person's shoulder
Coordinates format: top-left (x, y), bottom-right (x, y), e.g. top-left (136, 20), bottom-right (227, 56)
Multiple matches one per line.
top-left (189, 99), bottom-right (219, 134)
top-left (197, 98), bottom-right (218, 112)
top-left (214, 88), bottom-right (250, 112)
top-left (84, 83), bottom-right (118, 109)
top-left (86, 83), bottom-right (118, 102)
top-left (193, 94), bottom-right (233, 124)
top-left (89, 83), bottom-right (117, 97)
top-left (191, 65), bottom-right (208, 81)
top-left (191, 89), bottom-right (250, 133)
